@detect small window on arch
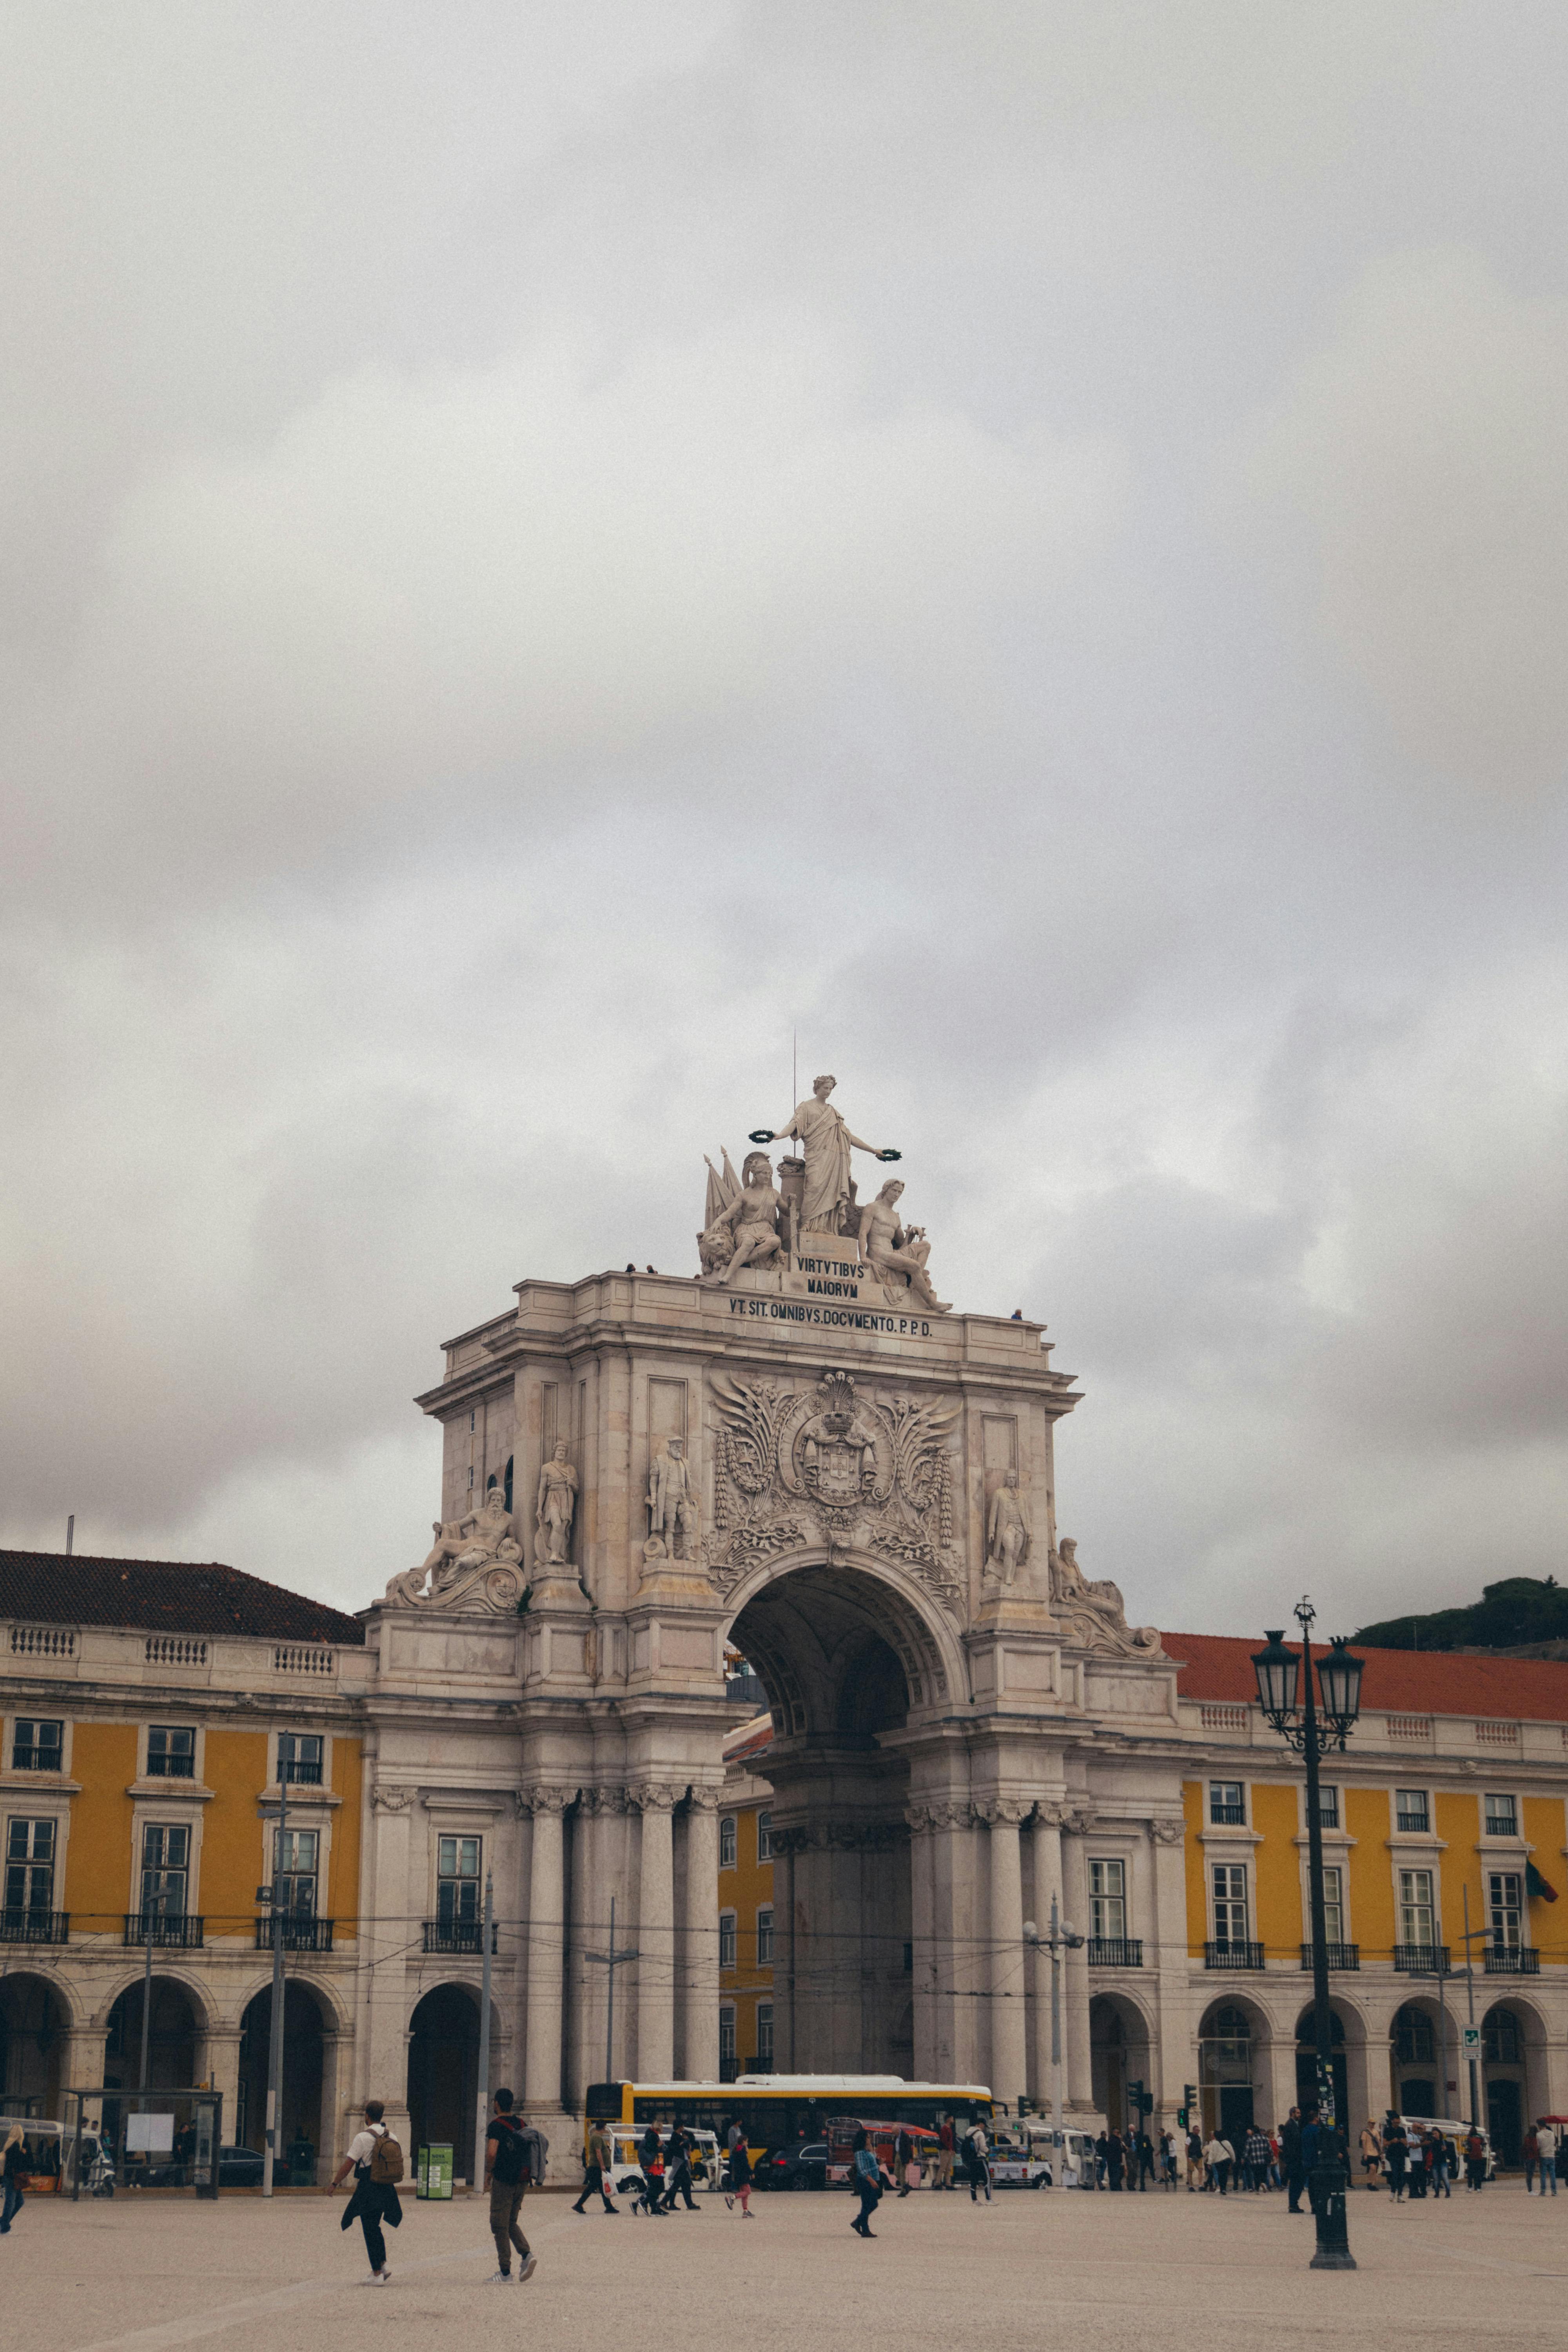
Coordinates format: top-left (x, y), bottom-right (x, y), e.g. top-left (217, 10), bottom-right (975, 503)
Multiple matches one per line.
top-left (1393, 2004), bottom-right (1434, 2064)
top-left (1484, 2007), bottom-right (1520, 2065)
top-left (719, 1816), bottom-right (737, 1869)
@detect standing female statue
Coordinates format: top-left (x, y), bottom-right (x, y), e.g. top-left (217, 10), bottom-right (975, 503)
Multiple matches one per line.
top-left (751, 1075), bottom-right (897, 1236)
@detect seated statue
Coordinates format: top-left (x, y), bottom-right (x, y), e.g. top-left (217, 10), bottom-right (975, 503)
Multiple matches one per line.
top-left (857, 1179), bottom-right (951, 1315)
top-left (1049, 1537), bottom-right (1161, 1655)
top-left (698, 1151), bottom-right (786, 1285)
top-left (385, 1489), bottom-right (520, 1604)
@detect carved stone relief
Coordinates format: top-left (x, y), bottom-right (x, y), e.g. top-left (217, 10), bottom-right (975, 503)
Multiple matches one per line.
top-left (1047, 1536), bottom-right (1162, 1657)
top-left (382, 1488), bottom-right (526, 1614)
top-left (707, 1365), bottom-right (961, 1612)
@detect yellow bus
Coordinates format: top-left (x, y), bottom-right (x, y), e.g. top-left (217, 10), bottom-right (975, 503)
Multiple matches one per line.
top-left (584, 2073), bottom-right (994, 2161)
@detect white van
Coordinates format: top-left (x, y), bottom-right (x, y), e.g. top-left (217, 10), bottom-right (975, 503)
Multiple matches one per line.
top-left (1390, 2116), bottom-right (1493, 2182)
top-left (988, 2123), bottom-right (1100, 2189)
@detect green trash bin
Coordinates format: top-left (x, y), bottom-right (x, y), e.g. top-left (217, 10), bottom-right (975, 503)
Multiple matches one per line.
top-left (418, 2143), bottom-right (454, 2200)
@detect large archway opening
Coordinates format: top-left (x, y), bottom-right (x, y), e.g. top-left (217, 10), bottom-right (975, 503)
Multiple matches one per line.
top-left (1198, 1998), bottom-right (1268, 2141)
top-left (728, 1556), bottom-right (949, 2078)
top-left (408, 1984), bottom-right (479, 2180)
top-left (238, 1983), bottom-right (327, 2174)
top-left (1390, 1998), bottom-right (1444, 2120)
top-left (104, 1977), bottom-right (198, 2094)
top-left (1293, 2002), bottom-right (1348, 2126)
top-left (0, 1972), bottom-right (71, 2118)
top-left (1090, 1992), bottom-right (1152, 2138)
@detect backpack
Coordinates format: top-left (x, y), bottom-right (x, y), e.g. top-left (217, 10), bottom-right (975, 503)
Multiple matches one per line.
top-left (490, 2118), bottom-right (527, 2185)
top-left (369, 2129), bottom-right (404, 2185)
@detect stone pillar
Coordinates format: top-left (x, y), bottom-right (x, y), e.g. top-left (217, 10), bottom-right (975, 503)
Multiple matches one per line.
top-left (317, 2031), bottom-right (350, 2180)
top-left (201, 2026), bottom-right (243, 2149)
top-left (1146, 1818), bottom-right (1191, 2132)
top-left (906, 1807), bottom-right (938, 2081)
top-left (525, 1789), bottom-right (571, 2113)
top-left (364, 1783), bottom-right (416, 2132)
top-left (682, 1791), bottom-right (721, 2085)
top-left (927, 1802), bottom-right (981, 2083)
top-left (1061, 1813), bottom-right (1093, 2112)
top-left (981, 1802), bottom-right (1029, 2109)
top-left (633, 1783), bottom-right (679, 2080)
top-left (1029, 1809), bottom-right (1065, 2111)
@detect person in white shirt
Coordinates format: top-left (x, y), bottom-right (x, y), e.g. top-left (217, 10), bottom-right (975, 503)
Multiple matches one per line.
top-left (1203, 2133), bottom-right (1234, 2196)
top-left (326, 2099), bottom-right (401, 2282)
top-left (1536, 2120), bottom-right (1559, 2196)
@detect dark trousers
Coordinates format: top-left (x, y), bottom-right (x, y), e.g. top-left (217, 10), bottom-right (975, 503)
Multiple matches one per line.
top-left (490, 2179), bottom-right (530, 2271)
top-left (1, 2178), bottom-right (22, 2230)
top-left (855, 2183), bottom-right (878, 2232)
top-left (574, 2161), bottom-right (615, 2212)
top-left (359, 2200), bottom-right (387, 2272)
top-left (1213, 2161), bottom-right (1230, 2196)
top-left (1287, 2168), bottom-right (1305, 2212)
top-left (662, 2161), bottom-right (697, 2210)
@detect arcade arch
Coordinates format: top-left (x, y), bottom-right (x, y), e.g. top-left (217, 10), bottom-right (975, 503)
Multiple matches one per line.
top-left (238, 1981), bottom-right (331, 2164)
top-left (1198, 1996), bottom-right (1274, 2140)
top-left (1090, 1991), bottom-right (1153, 2135)
top-left (103, 1976), bottom-right (204, 2094)
top-left (407, 1982), bottom-right (504, 2182)
top-left (1481, 1996), bottom-right (1547, 2165)
top-left (0, 1971), bottom-right (73, 2116)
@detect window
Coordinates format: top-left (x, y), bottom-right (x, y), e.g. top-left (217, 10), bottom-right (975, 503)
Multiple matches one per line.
top-left (1394, 2004), bottom-right (1434, 2064)
top-left (274, 1828), bottom-right (319, 1916)
top-left (755, 2003), bottom-right (774, 2067)
top-left (1089, 1859), bottom-right (1126, 1941)
top-left (1484, 2007), bottom-right (1520, 2065)
top-left (757, 1809), bottom-right (773, 1862)
top-left (437, 1835), bottom-right (480, 1925)
top-left (1487, 1870), bottom-right (1523, 1952)
top-left (1209, 1782), bottom-right (1245, 1826)
top-left (4, 1818), bottom-right (55, 1914)
top-left (1211, 1863), bottom-right (1249, 1947)
top-left (277, 1733), bottom-right (323, 1788)
top-left (719, 1815), bottom-right (737, 1870)
top-left (1314, 1786), bottom-right (1339, 1829)
top-left (719, 2008), bottom-right (736, 2076)
top-left (755, 1906), bottom-right (774, 1965)
top-left (1396, 1789), bottom-right (1429, 1833)
top-left (11, 1720), bottom-right (63, 1773)
top-left (1320, 1865), bottom-right (1345, 1945)
top-left (141, 1823), bottom-right (190, 1918)
top-left (1399, 1868), bottom-right (1435, 1947)
top-left (147, 1726), bottom-right (195, 1779)
top-left (1484, 1793), bottom-right (1518, 1837)
top-left (719, 1911), bottom-right (737, 1969)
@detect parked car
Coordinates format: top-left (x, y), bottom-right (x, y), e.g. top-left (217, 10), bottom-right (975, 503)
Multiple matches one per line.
top-left (218, 2145), bottom-right (266, 2188)
top-left (756, 2139), bottom-right (829, 2191)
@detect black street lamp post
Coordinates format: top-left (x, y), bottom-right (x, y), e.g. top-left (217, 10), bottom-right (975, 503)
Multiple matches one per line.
top-left (1252, 1600), bottom-right (1365, 2272)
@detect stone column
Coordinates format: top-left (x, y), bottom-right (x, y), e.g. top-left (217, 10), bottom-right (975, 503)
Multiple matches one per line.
top-left (1061, 1812), bottom-right (1093, 2112)
top-left (632, 1783), bottom-right (679, 2081)
top-left (524, 1788), bottom-right (571, 2113)
top-left (1146, 1818), bottom-right (1191, 2132)
top-left (682, 1791), bottom-right (721, 2085)
top-left (926, 1802), bottom-right (981, 2083)
top-left (363, 1783), bottom-right (416, 2132)
top-left (981, 1802), bottom-right (1030, 2109)
top-left (1029, 1809), bottom-right (1065, 2111)
top-left (906, 1806), bottom-right (938, 2082)
top-left (201, 2025), bottom-right (243, 2149)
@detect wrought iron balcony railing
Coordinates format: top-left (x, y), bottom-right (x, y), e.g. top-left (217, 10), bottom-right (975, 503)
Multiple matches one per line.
top-left (1484, 1945), bottom-right (1539, 1974)
top-left (1392, 1943), bottom-right (1450, 1975)
top-left (0, 1907), bottom-right (68, 1945)
top-left (1204, 1940), bottom-right (1265, 1970)
top-left (1087, 1937), bottom-right (1143, 1967)
top-left (123, 1912), bottom-right (204, 1947)
top-left (254, 1915), bottom-right (334, 1952)
top-left (422, 1918), bottom-right (497, 1955)
top-left (1299, 1942), bottom-right (1360, 1971)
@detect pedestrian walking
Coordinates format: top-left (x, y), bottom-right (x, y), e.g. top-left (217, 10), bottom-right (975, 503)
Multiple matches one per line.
top-left (1203, 2131), bottom-right (1232, 2196)
top-left (1463, 2126), bottom-right (1486, 2191)
top-left (726, 2132), bottom-right (753, 2217)
top-left (1093, 2131), bottom-right (1109, 2189)
top-left (1136, 2129), bottom-right (1157, 2190)
top-left (640, 2124), bottom-right (669, 2214)
top-left (326, 2098), bottom-right (404, 2285)
top-left (851, 2129), bottom-right (882, 2239)
top-left (1185, 2127), bottom-right (1204, 2192)
top-left (1383, 2112), bottom-right (1408, 2202)
top-left (1159, 2129), bottom-right (1178, 2189)
top-left (1241, 2127), bottom-right (1268, 2191)
top-left (1, 2125), bottom-right (26, 2233)
top-left (964, 2120), bottom-right (992, 2202)
top-left (1106, 2129), bottom-right (1125, 2190)
top-left (1358, 2118), bottom-right (1382, 2192)
top-left (573, 2118), bottom-right (620, 2215)
top-left (1536, 2120), bottom-right (1559, 2196)
top-left (1523, 2124), bottom-right (1540, 2194)
top-left (481, 2087), bottom-right (537, 2283)
top-left (661, 2124), bottom-right (701, 2212)
top-left (936, 2116), bottom-right (956, 2190)
top-left (1427, 2128), bottom-right (1452, 2199)
top-left (895, 2125), bottom-right (916, 2197)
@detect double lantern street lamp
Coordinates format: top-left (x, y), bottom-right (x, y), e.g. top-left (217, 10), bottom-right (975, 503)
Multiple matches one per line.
top-left (1252, 1601), bottom-right (1365, 2272)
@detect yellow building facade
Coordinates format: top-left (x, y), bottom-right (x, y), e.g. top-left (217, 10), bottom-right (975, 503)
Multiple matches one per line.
top-left (718, 1719), bottom-right (775, 2078)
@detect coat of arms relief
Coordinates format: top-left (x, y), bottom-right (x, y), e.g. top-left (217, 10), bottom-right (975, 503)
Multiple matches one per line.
top-left (706, 1367), bottom-right (963, 1614)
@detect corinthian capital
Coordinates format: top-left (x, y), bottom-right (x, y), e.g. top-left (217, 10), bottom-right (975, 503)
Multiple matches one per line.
top-left (1147, 1817), bottom-right (1187, 1846)
top-left (526, 1784), bottom-right (575, 1817)
top-left (976, 1798), bottom-right (1034, 1828)
top-left (686, 1786), bottom-right (723, 1813)
top-left (627, 1780), bottom-right (683, 1813)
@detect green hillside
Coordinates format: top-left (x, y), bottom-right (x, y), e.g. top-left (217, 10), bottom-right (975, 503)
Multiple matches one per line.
top-left (1354, 1576), bottom-right (1568, 1652)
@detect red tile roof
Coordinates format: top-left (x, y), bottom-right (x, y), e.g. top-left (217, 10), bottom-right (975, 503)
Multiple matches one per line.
top-left (1164, 1630), bottom-right (1568, 1726)
top-left (0, 1550), bottom-right (364, 1645)
top-left (724, 1712), bottom-right (775, 1765)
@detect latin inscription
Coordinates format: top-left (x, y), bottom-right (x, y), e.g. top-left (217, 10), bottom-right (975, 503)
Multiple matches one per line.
top-left (728, 1296), bottom-right (934, 1339)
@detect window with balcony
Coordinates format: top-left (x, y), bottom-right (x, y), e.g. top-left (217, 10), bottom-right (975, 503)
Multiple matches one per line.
top-left (1485, 2007), bottom-right (1520, 2063)
top-left (437, 1835), bottom-right (480, 1924)
top-left (146, 1726), bottom-right (196, 1779)
top-left (755, 2002), bottom-right (774, 2067)
top-left (719, 1911), bottom-right (737, 1970)
top-left (1209, 1782), bottom-right (1245, 1826)
top-left (1089, 1860), bottom-right (1126, 1941)
top-left (141, 1823), bottom-right (190, 1919)
top-left (1314, 1786), bottom-right (1339, 1829)
top-left (1321, 1864), bottom-right (1345, 1945)
top-left (1484, 1793), bottom-right (1518, 1837)
top-left (757, 1810), bottom-right (773, 1862)
top-left (1212, 1863), bottom-right (1249, 1947)
top-left (719, 2007), bottom-right (737, 2081)
top-left (719, 1815), bottom-right (737, 1870)
top-left (11, 1719), bottom-right (63, 1773)
top-left (274, 1827), bottom-right (319, 1916)
top-left (755, 1905), bottom-right (774, 1965)
top-left (4, 1817), bottom-right (55, 1914)
top-left (1396, 1789), bottom-right (1429, 1833)
top-left (1486, 1869), bottom-right (1530, 1969)
top-left (278, 1733), bottom-right (323, 1788)
top-left (1398, 1867), bottom-right (1434, 1945)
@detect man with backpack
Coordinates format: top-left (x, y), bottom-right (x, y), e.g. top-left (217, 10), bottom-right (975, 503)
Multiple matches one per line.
top-left (484, 2088), bottom-right (538, 2282)
top-left (327, 2098), bottom-right (405, 2284)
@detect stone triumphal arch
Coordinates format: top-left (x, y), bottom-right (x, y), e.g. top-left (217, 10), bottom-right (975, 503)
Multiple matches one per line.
top-left (365, 1089), bottom-right (1178, 2123)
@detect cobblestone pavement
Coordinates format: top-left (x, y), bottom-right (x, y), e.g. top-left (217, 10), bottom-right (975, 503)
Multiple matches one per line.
top-left (8, 2185), bottom-right (1568, 2352)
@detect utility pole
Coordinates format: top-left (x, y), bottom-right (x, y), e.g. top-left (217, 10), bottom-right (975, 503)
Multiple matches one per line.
top-left (584, 1896), bottom-right (639, 2083)
top-left (1024, 1896), bottom-right (1083, 2189)
top-left (65, 1514), bottom-right (74, 1556)
top-left (260, 1764), bottom-right (292, 2198)
top-left (473, 1869), bottom-right (494, 2194)
top-left (1461, 1885), bottom-right (1481, 2127)
top-left (138, 1886), bottom-right (165, 2096)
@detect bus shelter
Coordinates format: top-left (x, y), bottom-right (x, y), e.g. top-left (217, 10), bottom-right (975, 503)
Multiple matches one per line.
top-left (65, 2088), bottom-right (223, 2200)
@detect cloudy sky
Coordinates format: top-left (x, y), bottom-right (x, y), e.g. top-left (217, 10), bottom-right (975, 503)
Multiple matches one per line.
top-left (5, 3), bottom-right (1567, 1639)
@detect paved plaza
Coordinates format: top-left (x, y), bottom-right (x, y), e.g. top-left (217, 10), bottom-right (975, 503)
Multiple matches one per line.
top-left (7, 2187), bottom-right (1568, 2352)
